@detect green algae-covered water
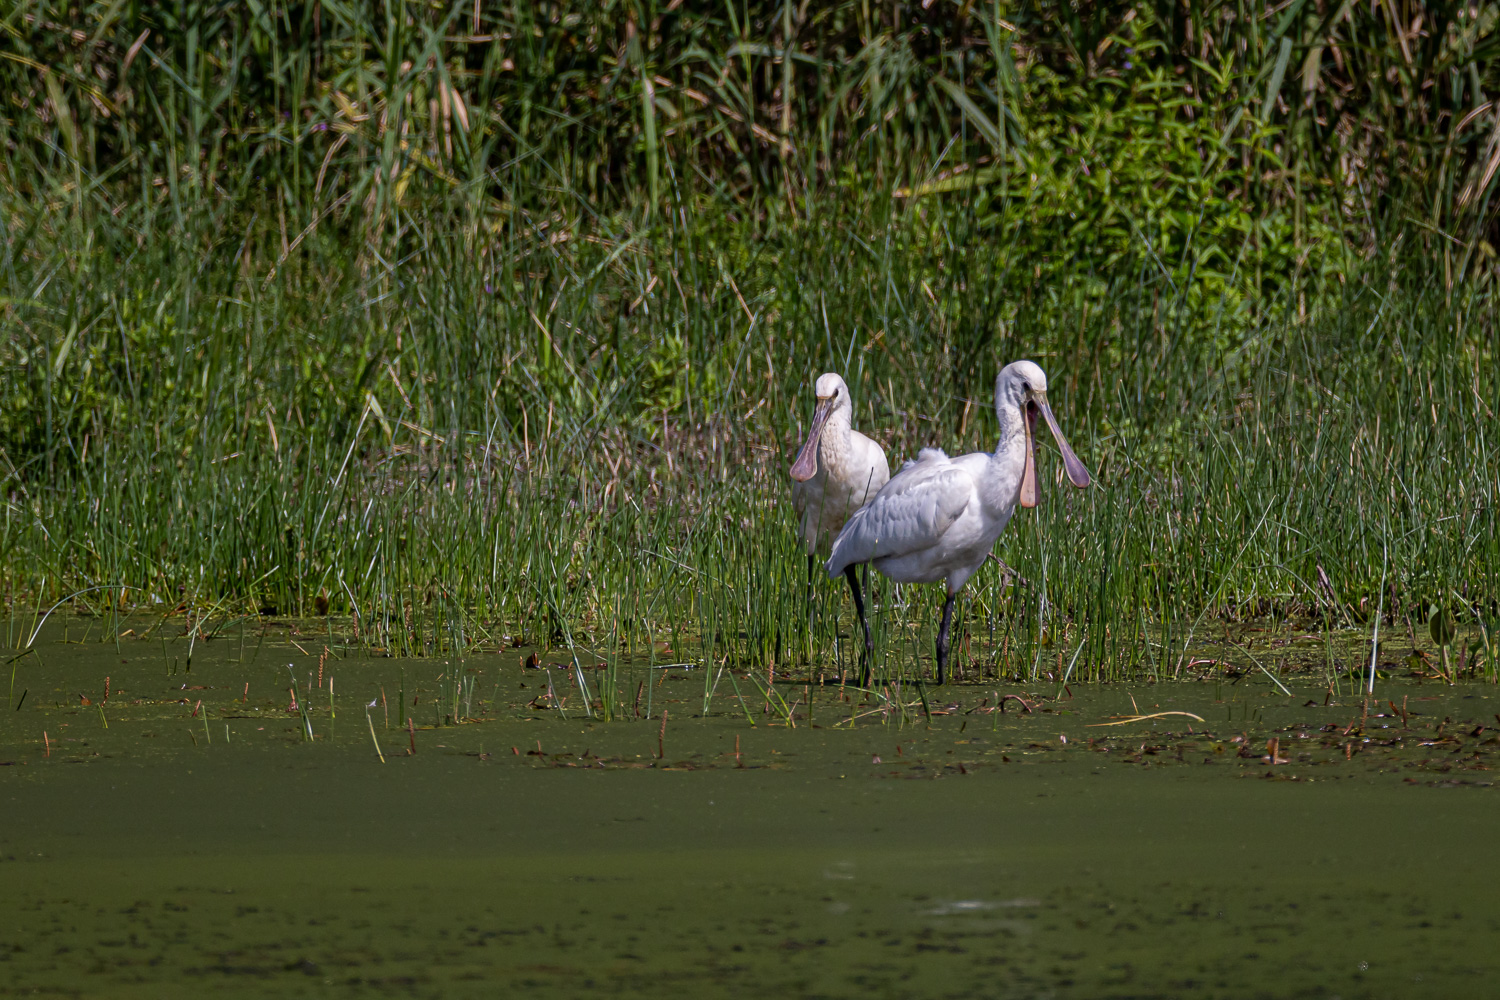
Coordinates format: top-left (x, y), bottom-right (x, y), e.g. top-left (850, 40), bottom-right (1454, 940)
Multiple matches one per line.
top-left (3, 622), bottom-right (1498, 998)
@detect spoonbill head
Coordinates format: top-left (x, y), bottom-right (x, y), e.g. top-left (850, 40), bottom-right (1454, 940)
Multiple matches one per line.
top-left (1000, 360), bottom-right (1092, 508)
top-left (788, 372), bottom-right (844, 482)
top-left (825, 360), bottom-right (1090, 682)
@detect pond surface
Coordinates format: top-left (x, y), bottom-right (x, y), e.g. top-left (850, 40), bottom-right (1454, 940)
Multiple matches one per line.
top-left (2, 621), bottom-right (1498, 998)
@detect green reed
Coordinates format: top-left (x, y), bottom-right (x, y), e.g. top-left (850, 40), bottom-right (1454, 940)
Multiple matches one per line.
top-left (2, 111), bottom-right (1498, 696)
top-left (2, 211), bottom-right (1498, 691)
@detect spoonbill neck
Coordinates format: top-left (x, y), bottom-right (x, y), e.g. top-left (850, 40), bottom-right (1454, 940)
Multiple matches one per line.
top-left (817, 406), bottom-right (854, 468)
top-left (993, 400), bottom-right (1028, 458)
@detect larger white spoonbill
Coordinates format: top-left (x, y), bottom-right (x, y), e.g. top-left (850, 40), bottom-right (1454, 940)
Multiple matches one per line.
top-left (790, 373), bottom-right (890, 676)
top-left (825, 360), bottom-right (1091, 683)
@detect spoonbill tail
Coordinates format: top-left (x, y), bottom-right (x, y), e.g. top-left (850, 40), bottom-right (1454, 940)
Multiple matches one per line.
top-left (790, 373), bottom-right (890, 680)
top-left (825, 360), bottom-right (1091, 683)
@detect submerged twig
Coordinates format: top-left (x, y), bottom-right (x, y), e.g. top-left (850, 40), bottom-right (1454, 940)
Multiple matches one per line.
top-left (1087, 710), bottom-right (1206, 727)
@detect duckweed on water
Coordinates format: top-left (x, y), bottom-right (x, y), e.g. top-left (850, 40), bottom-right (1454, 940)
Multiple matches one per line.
top-left (2, 623), bottom-right (1497, 998)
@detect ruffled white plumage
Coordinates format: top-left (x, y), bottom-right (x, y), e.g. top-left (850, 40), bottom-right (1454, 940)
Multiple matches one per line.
top-left (826, 450), bottom-right (972, 570)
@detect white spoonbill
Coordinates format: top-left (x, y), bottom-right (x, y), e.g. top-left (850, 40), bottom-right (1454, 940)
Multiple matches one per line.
top-left (825, 360), bottom-right (1091, 683)
top-left (789, 373), bottom-right (890, 678)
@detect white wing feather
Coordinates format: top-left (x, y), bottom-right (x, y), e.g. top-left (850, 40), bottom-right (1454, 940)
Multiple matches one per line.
top-left (826, 452), bottom-right (972, 575)
top-left (901, 446), bottom-right (949, 471)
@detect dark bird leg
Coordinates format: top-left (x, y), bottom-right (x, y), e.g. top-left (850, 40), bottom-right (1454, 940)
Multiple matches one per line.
top-left (862, 562), bottom-right (875, 682)
top-left (935, 592), bottom-right (957, 684)
top-left (805, 554), bottom-right (817, 608)
top-left (844, 565), bottom-right (873, 687)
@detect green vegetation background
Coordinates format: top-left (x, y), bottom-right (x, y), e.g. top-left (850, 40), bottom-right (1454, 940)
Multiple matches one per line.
top-left (2, 1), bottom-right (1498, 682)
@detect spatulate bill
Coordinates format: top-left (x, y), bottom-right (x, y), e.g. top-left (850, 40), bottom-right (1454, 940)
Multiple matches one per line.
top-left (789, 395), bottom-right (836, 482)
top-left (1037, 397), bottom-right (1092, 488)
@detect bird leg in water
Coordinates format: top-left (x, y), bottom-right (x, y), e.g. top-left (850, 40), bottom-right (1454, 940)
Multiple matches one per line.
top-left (844, 566), bottom-right (873, 687)
top-left (935, 592), bottom-right (957, 684)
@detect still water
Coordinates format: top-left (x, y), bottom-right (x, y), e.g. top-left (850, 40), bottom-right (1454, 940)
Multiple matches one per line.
top-left (2, 621), bottom-right (1496, 997)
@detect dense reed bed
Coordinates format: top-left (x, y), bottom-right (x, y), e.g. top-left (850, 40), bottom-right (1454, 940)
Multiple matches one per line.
top-left (2, 199), bottom-right (1497, 687)
top-left (3, 2), bottom-right (1499, 688)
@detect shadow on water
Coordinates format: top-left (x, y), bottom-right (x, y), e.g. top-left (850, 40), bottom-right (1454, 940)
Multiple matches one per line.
top-left (1, 619), bottom-right (1498, 998)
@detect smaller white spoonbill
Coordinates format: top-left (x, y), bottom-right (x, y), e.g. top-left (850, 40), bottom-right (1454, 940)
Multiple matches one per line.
top-left (790, 373), bottom-right (890, 680)
top-left (825, 360), bottom-right (1090, 683)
